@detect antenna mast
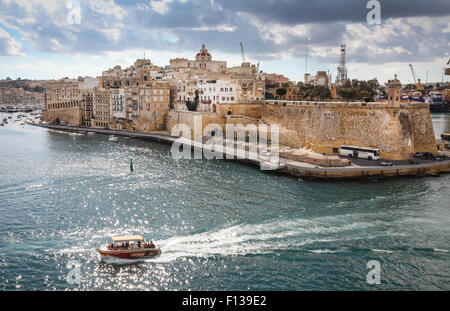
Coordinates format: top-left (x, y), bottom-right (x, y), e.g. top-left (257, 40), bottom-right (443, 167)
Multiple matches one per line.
top-left (240, 42), bottom-right (246, 63)
top-left (336, 45), bottom-right (347, 86)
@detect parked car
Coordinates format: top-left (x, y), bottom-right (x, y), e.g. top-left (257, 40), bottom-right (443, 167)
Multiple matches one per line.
top-left (414, 152), bottom-right (425, 158)
top-left (423, 152), bottom-right (435, 159)
top-left (380, 161), bottom-right (393, 167)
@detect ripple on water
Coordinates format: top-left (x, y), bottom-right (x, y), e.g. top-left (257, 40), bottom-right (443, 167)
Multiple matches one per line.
top-left (0, 116), bottom-right (450, 290)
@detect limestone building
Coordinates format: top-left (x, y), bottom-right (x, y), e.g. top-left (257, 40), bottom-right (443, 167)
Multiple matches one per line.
top-left (43, 78), bottom-right (98, 126)
top-left (92, 88), bottom-right (112, 128)
top-left (133, 83), bottom-right (171, 133)
top-left (170, 44), bottom-right (227, 73)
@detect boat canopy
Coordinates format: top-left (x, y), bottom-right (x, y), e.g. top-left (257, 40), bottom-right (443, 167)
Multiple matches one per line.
top-left (112, 235), bottom-right (144, 243)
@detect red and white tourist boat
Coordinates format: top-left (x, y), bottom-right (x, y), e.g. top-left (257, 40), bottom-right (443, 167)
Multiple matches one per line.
top-left (98, 235), bottom-right (161, 260)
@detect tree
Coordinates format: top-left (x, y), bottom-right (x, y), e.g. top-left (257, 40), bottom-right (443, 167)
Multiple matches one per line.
top-left (338, 88), bottom-right (360, 101)
top-left (311, 86), bottom-right (331, 101)
top-left (186, 90), bottom-right (199, 112)
top-left (276, 87), bottom-right (287, 98)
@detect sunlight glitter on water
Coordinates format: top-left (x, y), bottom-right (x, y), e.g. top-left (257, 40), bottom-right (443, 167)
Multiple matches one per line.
top-left (0, 114), bottom-right (449, 290)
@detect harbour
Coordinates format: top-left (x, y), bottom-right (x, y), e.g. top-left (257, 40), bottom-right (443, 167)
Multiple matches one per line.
top-left (0, 0), bottom-right (449, 295)
top-left (24, 116), bottom-right (450, 180)
top-left (0, 112), bottom-right (449, 290)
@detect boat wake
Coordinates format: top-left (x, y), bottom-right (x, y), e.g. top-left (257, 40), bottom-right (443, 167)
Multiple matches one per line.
top-left (148, 215), bottom-right (396, 263)
top-left (53, 213), bottom-right (431, 265)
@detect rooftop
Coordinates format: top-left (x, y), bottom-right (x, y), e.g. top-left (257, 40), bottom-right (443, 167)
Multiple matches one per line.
top-left (112, 235), bottom-right (144, 242)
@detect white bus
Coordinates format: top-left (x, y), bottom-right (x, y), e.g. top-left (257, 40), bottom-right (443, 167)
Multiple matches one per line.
top-left (340, 145), bottom-right (380, 160)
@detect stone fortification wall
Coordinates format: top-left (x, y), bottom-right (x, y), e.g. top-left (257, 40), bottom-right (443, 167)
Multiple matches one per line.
top-left (42, 108), bottom-right (82, 126)
top-left (165, 101), bottom-right (437, 160)
top-left (260, 101), bottom-right (436, 160)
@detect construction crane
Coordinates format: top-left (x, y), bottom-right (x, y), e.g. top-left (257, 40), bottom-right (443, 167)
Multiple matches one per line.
top-left (240, 42), bottom-right (246, 64)
top-left (409, 64), bottom-right (424, 91)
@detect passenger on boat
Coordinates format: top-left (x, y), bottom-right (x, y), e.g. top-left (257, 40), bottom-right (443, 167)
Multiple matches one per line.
top-left (149, 241), bottom-right (155, 249)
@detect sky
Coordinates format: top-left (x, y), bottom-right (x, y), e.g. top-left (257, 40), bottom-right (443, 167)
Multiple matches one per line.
top-left (0, 0), bottom-right (449, 84)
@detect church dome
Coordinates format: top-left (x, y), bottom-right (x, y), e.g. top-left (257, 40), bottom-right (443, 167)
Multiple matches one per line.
top-left (196, 44), bottom-right (212, 60)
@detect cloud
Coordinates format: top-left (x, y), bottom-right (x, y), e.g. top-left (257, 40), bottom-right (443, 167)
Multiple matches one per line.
top-left (216, 0), bottom-right (450, 25)
top-left (150, 0), bottom-right (173, 15)
top-left (0, 0), bottom-right (448, 82)
top-left (342, 16), bottom-right (450, 64)
top-left (0, 27), bottom-right (23, 56)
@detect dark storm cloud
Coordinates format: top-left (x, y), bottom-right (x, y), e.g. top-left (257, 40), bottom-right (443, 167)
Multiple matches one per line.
top-left (0, 0), bottom-right (448, 64)
top-left (216, 0), bottom-right (450, 24)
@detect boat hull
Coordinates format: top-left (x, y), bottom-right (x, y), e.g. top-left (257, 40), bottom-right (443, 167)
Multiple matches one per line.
top-left (98, 247), bottom-right (161, 259)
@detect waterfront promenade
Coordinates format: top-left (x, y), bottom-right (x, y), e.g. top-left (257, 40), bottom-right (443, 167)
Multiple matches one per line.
top-left (27, 121), bottom-right (450, 180)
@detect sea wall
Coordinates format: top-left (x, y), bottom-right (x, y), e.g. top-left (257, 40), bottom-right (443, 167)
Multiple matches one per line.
top-left (167, 110), bottom-right (223, 139)
top-left (165, 101), bottom-right (437, 160)
top-left (260, 101), bottom-right (437, 160)
top-left (133, 111), bottom-right (168, 133)
top-left (42, 108), bottom-right (82, 126)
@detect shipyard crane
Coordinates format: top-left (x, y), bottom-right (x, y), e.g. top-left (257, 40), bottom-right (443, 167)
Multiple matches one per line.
top-left (446, 59), bottom-right (450, 76)
top-left (409, 64), bottom-right (424, 91)
top-left (409, 64), bottom-right (417, 84)
top-left (240, 42), bottom-right (246, 63)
